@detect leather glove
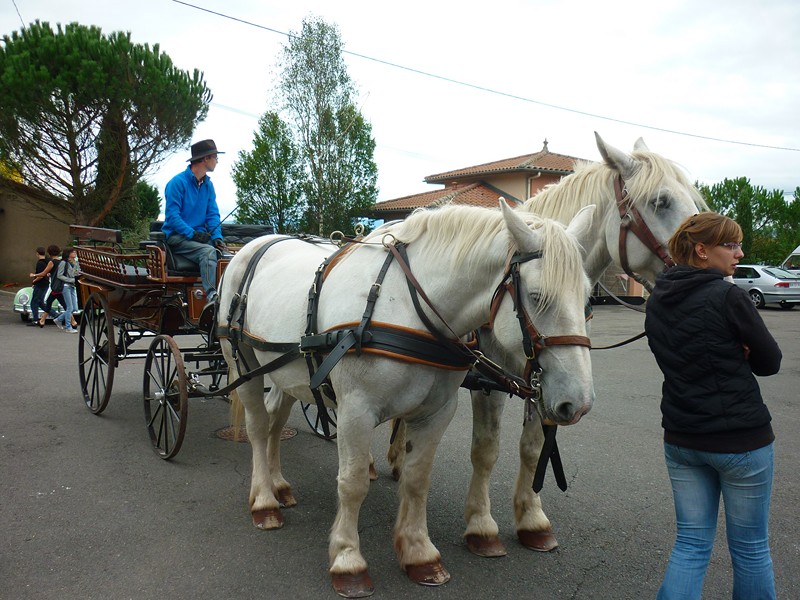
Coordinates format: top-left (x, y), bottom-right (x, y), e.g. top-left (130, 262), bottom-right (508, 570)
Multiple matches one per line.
top-left (193, 230), bottom-right (211, 244)
top-left (213, 239), bottom-right (229, 253)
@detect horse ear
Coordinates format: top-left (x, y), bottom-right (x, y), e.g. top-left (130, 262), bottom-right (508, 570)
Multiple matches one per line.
top-left (566, 205), bottom-right (596, 252)
top-left (633, 137), bottom-right (649, 152)
top-left (594, 132), bottom-right (638, 180)
top-left (499, 198), bottom-right (540, 252)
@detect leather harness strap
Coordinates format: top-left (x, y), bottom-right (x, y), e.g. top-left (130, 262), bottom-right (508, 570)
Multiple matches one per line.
top-left (615, 174), bottom-right (675, 285)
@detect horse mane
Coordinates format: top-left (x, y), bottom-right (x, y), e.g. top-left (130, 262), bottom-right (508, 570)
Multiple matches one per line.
top-left (371, 204), bottom-right (586, 314)
top-left (523, 151), bottom-right (708, 222)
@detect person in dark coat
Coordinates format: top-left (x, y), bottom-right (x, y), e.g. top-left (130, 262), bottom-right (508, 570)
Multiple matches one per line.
top-left (645, 212), bottom-right (781, 600)
top-left (28, 246), bottom-right (50, 326)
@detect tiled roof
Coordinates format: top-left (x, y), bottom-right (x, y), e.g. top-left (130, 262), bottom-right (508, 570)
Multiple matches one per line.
top-left (424, 143), bottom-right (580, 183)
top-left (373, 183), bottom-right (520, 215)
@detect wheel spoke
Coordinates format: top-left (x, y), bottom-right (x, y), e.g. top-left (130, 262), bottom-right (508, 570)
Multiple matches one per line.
top-left (78, 294), bottom-right (115, 415)
top-left (143, 335), bottom-right (187, 460)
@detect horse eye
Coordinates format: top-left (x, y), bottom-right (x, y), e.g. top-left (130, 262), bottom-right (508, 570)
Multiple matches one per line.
top-left (651, 194), bottom-right (671, 210)
top-left (529, 291), bottom-right (543, 303)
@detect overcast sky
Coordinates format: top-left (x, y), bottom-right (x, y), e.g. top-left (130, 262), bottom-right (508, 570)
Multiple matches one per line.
top-left (2, 0), bottom-right (799, 220)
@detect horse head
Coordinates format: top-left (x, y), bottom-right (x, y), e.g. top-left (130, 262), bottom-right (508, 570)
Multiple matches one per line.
top-left (596, 132), bottom-right (708, 286)
top-left (492, 201), bottom-right (596, 425)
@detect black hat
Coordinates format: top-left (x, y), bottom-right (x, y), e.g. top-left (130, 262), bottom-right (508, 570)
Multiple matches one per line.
top-left (188, 139), bottom-right (225, 162)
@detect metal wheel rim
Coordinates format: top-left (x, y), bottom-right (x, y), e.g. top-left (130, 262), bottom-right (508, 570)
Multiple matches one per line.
top-left (78, 293), bottom-right (116, 414)
top-left (749, 290), bottom-right (764, 308)
top-left (300, 402), bottom-right (337, 440)
top-left (143, 335), bottom-right (188, 460)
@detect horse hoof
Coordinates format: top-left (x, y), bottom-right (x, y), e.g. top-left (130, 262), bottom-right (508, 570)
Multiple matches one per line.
top-left (277, 488), bottom-right (296, 508)
top-left (252, 508), bottom-right (284, 530)
top-left (517, 529), bottom-right (558, 552)
top-left (368, 463), bottom-right (378, 481)
top-left (405, 561), bottom-right (450, 586)
top-left (465, 534), bottom-right (507, 557)
top-left (331, 570), bottom-right (374, 598)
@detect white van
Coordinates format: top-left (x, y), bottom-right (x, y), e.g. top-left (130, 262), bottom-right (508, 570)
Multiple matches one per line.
top-left (780, 244), bottom-right (800, 274)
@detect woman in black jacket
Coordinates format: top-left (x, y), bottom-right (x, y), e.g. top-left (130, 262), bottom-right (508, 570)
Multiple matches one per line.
top-left (645, 212), bottom-right (781, 600)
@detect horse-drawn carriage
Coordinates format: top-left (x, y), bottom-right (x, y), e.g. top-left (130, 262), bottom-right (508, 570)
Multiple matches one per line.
top-left (72, 221), bottom-right (288, 459)
top-left (69, 134), bottom-right (705, 596)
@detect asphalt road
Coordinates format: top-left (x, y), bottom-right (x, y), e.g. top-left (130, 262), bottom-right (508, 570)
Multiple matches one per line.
top-left (2, 293), bottom-right (798, 600)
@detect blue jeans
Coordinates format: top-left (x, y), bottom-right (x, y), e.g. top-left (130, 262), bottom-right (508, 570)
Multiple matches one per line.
top-left (55, 284), bottom-right (78, 331)
top-left (30, 285), bottom-right (48, 320)
top-left (658, 442), bottom-right (775, 600)
top-left (166, 234), bottom-right (218, 293)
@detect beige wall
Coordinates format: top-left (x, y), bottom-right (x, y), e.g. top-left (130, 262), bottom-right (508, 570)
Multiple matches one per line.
top-left (483, 172), bottom-right (563, 201)
top-left (0, 186), bottom-right (72, 285)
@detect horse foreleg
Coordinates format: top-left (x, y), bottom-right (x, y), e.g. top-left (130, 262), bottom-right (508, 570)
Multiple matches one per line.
top-left (265, 388), bottom-right (297, 508)
top-left (394, 400), bottom-right (457, 587)
top-left (463, 390), bottom-right (507, 557)
top-left (240, 380), bottom-right (284, 530)
top-left (513, 414), bottom-right (557, 551)
top-left (329, 401), bottom-right (377, 598)
top-left (386, 418), bottom-right (406, 481)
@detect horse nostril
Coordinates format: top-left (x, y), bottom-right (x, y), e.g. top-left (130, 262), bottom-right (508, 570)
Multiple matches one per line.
top-left (555, 401), bottom-right (576, 423)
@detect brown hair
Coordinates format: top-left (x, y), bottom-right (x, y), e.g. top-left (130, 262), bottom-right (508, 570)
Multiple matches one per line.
top-left (36, 246), bottom-right (46, 255)
top-left (47, 244), bottom-right (60, 257)
top-left (668, 212), bottom-right (742, 267)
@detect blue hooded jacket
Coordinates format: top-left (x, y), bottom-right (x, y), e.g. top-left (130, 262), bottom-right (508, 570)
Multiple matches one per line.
top-left (162, 166), bottom-right (222, 241)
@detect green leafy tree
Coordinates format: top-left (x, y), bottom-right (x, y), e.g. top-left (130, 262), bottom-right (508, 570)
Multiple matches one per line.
top-left (276, 17), bottom-right (378, 236)
top-left (0, 21), bottom-right (211, 226)
top-left (699, 177), bottom-right (800, 265)
top-left (232, 112), bottom-right (304, 232)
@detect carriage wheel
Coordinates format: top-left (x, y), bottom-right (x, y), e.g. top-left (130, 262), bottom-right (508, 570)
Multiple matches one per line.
top-left (300, 401), bottom-right (337, 440)
top-left (143, 335), bottom-right (189, 460)
top-left (78, 293), bottom-right (116, 414)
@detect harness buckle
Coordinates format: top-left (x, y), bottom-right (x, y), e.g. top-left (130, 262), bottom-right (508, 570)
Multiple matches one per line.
top-left (525, 377), bottom-right (542, 420)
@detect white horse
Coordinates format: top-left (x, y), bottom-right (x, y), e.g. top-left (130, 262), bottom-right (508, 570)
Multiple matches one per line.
top-left (389, 133), bottom-right (709, 557)
top-left (218, 200), bottom-right (595, 597)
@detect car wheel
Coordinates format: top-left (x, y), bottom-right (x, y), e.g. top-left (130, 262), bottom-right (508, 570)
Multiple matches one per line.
top-left (749, 290), bottom-right (765, 309)
top-left (779, 302), bottom-right (795, 311)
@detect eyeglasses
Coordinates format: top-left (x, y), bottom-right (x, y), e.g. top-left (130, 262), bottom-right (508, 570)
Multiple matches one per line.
top-left (720, 242), bottom-right (743, 250)
top-left (206, 154), bottom-right (218, 161)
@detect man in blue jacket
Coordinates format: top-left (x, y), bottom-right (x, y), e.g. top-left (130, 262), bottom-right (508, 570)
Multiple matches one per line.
top-left (163, 139), bottom-right (226, 303)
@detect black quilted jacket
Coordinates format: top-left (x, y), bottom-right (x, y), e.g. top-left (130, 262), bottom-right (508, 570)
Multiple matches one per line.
top-left (645, 266), bottom-right (782, 453)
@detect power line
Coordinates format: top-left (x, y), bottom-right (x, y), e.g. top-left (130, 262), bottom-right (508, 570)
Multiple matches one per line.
top-left (10, 0), bottom-right (25, 28)
top-left (172, 0), bottom-right (800, 153)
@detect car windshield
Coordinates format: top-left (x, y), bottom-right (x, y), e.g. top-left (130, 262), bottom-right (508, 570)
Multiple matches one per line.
top-left (763, 267), bottom-right (800, 280)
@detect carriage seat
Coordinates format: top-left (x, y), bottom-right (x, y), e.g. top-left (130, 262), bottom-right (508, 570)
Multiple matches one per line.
top-left (148, 221), bottom-right (276, 277)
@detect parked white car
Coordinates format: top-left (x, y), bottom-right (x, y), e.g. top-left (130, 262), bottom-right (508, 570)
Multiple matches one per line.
top-left (731, 265), bottom-right (800, 310)
top-left (780, 244), bottom-right (800, 275)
